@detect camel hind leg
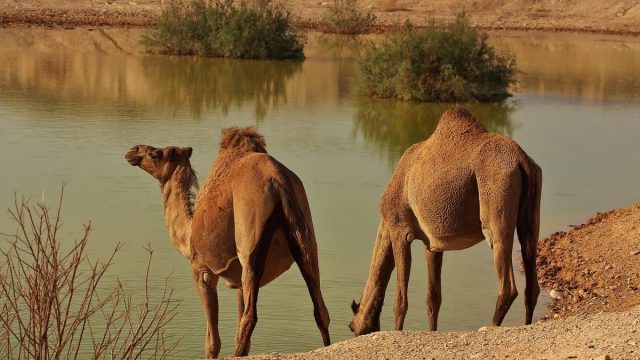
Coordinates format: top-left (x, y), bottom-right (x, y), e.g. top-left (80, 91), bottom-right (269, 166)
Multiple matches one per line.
top-left (477, 162), bottom-right (521, 326)
top-left (517, 159), bottom-right (542, 325)
top-left (234, 192), bottom-right (280, 356)
top-left (284, 231), bottom-right (331, 346)
top-left (270, 177), bottom-right (330, 346)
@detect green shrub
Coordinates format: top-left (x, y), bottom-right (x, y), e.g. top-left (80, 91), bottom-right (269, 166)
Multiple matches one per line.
top-left (358, 14), bottom-right (516, 102)
top-left (320, 0), bottom-right (376, 34)
top-left (142, 0), bottom-right (305, 59)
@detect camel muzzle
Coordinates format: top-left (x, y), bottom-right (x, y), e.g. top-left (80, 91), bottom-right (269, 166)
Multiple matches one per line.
top-left (125, 152), bottom-right (141, 166)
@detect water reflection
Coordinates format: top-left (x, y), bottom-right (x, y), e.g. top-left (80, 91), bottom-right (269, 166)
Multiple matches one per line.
top-left (140, 57), bottom-right (302, 120)
top-left (354, 99), bottom-right (515, 164)
top-left (491, 32), bottom-right (640, 101)
top-left (0, 51), bottom-right (301, 120)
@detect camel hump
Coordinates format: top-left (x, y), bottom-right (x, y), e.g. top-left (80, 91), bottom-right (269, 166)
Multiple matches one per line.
top-left (434, 107), bottom-right (487, 137)
top-left (220, 126), bottom-right (267, 153)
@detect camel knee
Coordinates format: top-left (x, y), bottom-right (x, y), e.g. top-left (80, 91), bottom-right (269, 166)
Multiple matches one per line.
top-left (394, 293), bottom-right (409, 316)
top-left (426, 291), bottom-right (442, 312)
top-left (509, 289), bottom-right (519, 305)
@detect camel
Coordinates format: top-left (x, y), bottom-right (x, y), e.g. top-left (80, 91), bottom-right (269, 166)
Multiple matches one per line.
top-left (125, 127), bottom-right (330, 358)
top-left (349, 107), bottom-right (542, 335)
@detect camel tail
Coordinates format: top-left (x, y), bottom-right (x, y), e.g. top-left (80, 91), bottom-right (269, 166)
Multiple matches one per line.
top-left (517, 154), bottom-right (542, 324)
top-left (268, 178), bottom-right (313, 257)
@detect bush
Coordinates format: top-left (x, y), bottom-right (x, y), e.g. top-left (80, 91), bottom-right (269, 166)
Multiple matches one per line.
top-left (0, 190), bottom-right (179, 359)
top-left (142, 0), bottom-right (305, 59)
top-left (358, 14), bottom-right (516, 102)
top-left (320, 0), bottom-right (376, 34)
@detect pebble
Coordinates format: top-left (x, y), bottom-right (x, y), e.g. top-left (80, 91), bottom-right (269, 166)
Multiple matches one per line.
top-left (597, 355), bottom-right (611, 360)
top-left (550, 289), bottom-right (562, 299)
top-left (478, 326), bottom-right (489, 332)
top-left (630, 250), bottom-right (640, 256)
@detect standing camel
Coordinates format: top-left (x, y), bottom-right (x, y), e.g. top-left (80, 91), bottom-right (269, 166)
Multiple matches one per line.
top-left (349, 107), bottom-right (542, 335)
top-left (125, 127), bottom-right (330, 358)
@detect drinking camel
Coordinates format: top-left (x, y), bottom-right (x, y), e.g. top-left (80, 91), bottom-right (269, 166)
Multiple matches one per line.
top-left (349, 107), bottom-right (542, 335)
top-left (125, 127), bottom-right (330, 358)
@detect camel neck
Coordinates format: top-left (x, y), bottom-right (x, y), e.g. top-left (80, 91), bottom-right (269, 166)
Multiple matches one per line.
top-left (160, 165), bottom-right (196, 260)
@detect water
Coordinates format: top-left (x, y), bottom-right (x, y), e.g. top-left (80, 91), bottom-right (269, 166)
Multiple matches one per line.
top-left (1, 29), bottom-right (640, 358)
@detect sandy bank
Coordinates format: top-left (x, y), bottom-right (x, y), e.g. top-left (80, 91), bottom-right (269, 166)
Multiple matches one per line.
top-left (242, 308), bottom-right (640, 359)
top-left (1, 0), bottom-right (640, 35)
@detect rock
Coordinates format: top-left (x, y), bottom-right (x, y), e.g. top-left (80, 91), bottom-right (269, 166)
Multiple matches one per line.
top-left (550, 289), bottom-right (562, 299)
top-left (478, 326), bottom-right (489, 332)
top-left (596, 355), bottom-right (611, 360)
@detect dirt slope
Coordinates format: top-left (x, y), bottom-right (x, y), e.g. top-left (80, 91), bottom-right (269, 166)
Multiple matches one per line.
top-left (1, 0), bottom-right (640, 35)
top-left (243, 308), bottom-right (640, 359)
top-left (538, 204), bottom-right (640, 319)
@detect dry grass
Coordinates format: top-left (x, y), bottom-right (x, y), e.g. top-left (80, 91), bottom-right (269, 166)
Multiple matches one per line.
top-left (0, 188), bottom-right (179, 359)
top-left (377, 0), bottom-right (400, 12)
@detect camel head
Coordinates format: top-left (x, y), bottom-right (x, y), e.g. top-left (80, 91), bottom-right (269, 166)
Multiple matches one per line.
top-left (125, 145), bottom-right (193, 183)
top-left (349, 299), bottom-right (380, 336)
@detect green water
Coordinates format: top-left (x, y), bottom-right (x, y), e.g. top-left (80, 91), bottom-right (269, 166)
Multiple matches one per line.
top-left (1, 30), bottom-right (640, 358)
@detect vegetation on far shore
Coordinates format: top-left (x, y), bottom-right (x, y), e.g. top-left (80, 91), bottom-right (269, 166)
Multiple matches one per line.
top-left (319, 0), bottom-right (376, 34)
top-left (358, 14), bottom-right (517, 102)
top-left (142, 0), bottom-right (305, 59)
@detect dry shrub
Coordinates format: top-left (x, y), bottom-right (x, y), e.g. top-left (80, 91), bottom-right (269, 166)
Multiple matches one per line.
top-left (320, 0), bottom-right (376, 34)
top-left (0, 188), bottom-right (179, 359)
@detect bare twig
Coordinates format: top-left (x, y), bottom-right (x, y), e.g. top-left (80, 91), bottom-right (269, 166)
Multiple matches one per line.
top-left (0, 189), bottom-right (180, 360)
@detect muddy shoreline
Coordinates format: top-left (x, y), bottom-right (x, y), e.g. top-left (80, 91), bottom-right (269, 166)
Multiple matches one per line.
top-left (2, 1), bottom-right (640, 36)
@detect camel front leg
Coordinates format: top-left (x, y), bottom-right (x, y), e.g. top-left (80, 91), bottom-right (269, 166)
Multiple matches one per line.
top-left (425, 249), bottom-right (443, 331)
top-left (235, 236), bottom-right (271, 357)
top-left (193, 266), bottom-right (221, 359)
top-left (391, 238), bottom-right (411, 330)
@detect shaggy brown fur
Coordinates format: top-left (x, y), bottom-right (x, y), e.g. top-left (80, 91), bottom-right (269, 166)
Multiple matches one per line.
top-left (125, 127), bottom-right (330, 358)
top-left (350, 107), bottom-right (542, 336)
top-left (219, 127), bottom-right (267, 153)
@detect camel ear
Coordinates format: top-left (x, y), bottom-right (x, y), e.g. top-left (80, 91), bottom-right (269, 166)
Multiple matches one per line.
top-left (183, 147), bottom-right (193, 158)
top-left (351, 300), bottom-right (360, 314)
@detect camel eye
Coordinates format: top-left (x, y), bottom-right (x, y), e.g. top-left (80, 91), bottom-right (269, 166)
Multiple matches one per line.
top-left (150, 150), bottom-right (162, 160)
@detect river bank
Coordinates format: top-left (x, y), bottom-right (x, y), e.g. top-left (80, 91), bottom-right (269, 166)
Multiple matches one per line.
top-left (241, 204), bottom-right (640, 359)
top-left (245, 308), bottom-right (640, 359)
top-left (1, 0), bottom-right (640, 35)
